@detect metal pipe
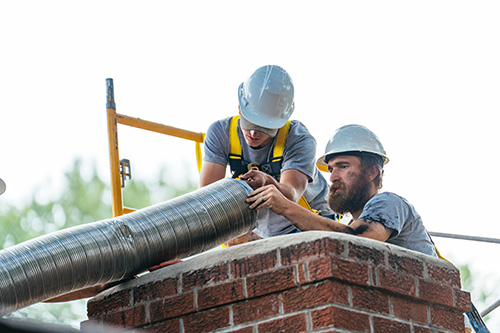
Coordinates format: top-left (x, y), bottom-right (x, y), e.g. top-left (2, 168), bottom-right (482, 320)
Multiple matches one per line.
top-left (428, 232), bottom-right (500, 244)
top-left (0, 178), bottom-right (256, 316)
top-left (481, 298), bottom-right (500, 317)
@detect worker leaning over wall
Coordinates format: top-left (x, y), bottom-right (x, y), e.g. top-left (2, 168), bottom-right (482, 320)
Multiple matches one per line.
top-left (246, 124), bottom-right (482, 332)
top-left (200, 65), bottom-right (333, 246)
top-left (246, 124), bottom-right (438, 257)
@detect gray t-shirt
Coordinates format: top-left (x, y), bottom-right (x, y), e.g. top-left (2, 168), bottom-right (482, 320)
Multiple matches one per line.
top-left (203, 117), bottom-right (332, 238)
top-left (358, 192), bottom-right (437, 257)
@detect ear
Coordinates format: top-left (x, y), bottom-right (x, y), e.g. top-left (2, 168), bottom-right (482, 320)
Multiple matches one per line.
top-left (238, 105), bottom-right (241, 114)
top-left (368, 165), bottom-right (380, 182)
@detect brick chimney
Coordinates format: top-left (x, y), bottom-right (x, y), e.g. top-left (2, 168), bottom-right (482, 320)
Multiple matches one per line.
top-left (83, 231), bottom-right (470, 332)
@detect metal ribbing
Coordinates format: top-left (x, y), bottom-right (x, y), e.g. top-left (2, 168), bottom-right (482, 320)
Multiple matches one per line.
top-left (0, 178), bottom-right (256, 316)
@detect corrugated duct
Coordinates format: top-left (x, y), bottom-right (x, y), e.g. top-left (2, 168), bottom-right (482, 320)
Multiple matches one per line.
top-left (0, 178), bottom-right (256, 316)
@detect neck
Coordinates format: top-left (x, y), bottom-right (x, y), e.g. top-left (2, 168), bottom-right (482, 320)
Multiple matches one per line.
top-left (351, 187), bottom-right (378, 221)
top-left (260, 136), bottom-right (273, 147)
top-left (351, 210), bottom-right (363, 221)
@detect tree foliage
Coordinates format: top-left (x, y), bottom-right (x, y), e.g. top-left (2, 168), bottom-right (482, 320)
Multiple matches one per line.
top-left (0, 159), bottom-right (197, 328)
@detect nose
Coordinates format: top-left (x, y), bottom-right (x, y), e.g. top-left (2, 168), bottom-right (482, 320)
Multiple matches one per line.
top-left (249, 130), bottom-right (257, 137)
top-left (329, 167), bottom-right (340, 183)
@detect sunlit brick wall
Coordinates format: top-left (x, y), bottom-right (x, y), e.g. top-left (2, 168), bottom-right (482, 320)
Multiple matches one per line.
top-left (83, 231), bottom-right (470, 332)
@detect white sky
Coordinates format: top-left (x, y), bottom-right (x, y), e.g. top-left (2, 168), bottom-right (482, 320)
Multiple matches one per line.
top-left (1, 0), bottom-right (500, 329)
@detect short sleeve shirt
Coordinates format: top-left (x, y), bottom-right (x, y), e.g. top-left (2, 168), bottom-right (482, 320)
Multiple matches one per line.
top-left (358, 192), bottom-right (437, 257)
top-left (203, 117), bottom-right (332, 238)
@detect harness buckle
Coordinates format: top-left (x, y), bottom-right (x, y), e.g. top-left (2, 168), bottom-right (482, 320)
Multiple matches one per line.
top-left (247, 162), bottom-right (260, 171)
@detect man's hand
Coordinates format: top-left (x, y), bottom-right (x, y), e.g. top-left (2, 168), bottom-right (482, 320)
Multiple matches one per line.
top-left (246, 185), bottom-right (292, 215)
top-left (224, 231), bottom-right (262, 247)
top-left (239, 170), bottom-right (271, 189)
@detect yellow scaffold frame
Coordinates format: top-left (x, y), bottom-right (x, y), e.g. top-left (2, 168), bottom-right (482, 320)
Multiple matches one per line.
top-left (106, 78), bottom-right (205, 217)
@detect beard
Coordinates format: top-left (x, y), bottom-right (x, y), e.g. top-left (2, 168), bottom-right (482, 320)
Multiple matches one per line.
top-left (328, 172), bottom-right (372, 215)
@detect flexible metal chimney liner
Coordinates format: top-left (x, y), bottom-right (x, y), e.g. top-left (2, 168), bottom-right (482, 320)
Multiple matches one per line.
top-left (0, 178), bottom-right (256, 316)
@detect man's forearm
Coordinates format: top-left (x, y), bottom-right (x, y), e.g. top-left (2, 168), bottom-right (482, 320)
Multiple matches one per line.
top-left (266, 175), bottom-right (301, 202)
top-left (281, 201), bottom-right (355, 234)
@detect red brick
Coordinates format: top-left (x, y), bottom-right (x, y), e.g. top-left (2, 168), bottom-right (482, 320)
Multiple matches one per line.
top-left (373, 316), bottom-right (412, 332)
top-left (133, 277), bottom-right (178, 303)
top-left (87, 289), bottom-right (130, 316)
top-left (146, 319), bottom-right (181, 332)
top-left (258, 313), bottom-right (307, 333)
top-left (377, 267), bottom-right (416, 297)
top-left (387, 252), bottom-right (425, 278)
top-left (197, 279), bottom-right (245, 310)
top-left (330, 256), bottom-right (371, 286)
top-left (351, 286), bottom-right (390, 315)
top-left (392, 296), bottom-right (428, 325)
top-left (231, 251), bottom-right (277, 278)
top-left (418, 279), bottom-right (454, 307)
top-left (348, 242), bottom-right (385, 266)
top-left (182, 263), bottom-right (228, 292)
top-left (454, 288), bottom-right (471, 313)
top-left (413, 325), bottom-right (432, 333)
top-left (430, 306), bottom-right (465, 332)
top-left (183, 307), bottom-right (230, 333)
top-left (305, 256), bottom-right (334, 283)
top-left (307, 256), bottom-right (370, 286)
top-left (311, 306), bottom-right (370, 331)
top-left (86, 234), bottom-right (473, 333)
top-left (232, 294), bottom-right (280, 325)
top-left (246, 266), bottom-right (296, 298)
top-left (280, 237), bottom-right (345, 266)
top-left (426, 263), bottom-right (461, 287)
top-left (149, 292), bottom-right (195, 322)
top-left (283, 280), bottom-right (349, 313)
top-left (102, 305), bottom-right (146, 329)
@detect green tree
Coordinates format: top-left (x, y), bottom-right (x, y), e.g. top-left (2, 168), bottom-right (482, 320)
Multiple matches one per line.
top-left (0, 159), bottom-right (196, 329)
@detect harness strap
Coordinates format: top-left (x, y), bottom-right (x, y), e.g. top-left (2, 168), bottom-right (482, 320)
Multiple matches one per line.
top-left (272, 119), bottom-right (290, 161)
top-left (435, 246), bottom-right (450, 262)
top-left (228, 115), bottom-right (315, 212)
top-left (229, 115), bottom-right (242, 160)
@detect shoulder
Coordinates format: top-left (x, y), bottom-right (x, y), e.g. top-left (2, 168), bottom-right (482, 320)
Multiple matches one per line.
top-left (207, 116), bottom-right (233, 133)
top-left (363, 192), bottom-right (416, 221)
top-left (206, 117), bottom-right (235, 142)
top-left (368, 192), bottom-right (408, 205)
top-left (285, 120), bottom-right (316, 146)
top-left (288, 120), bottom-right (313, 136)
top-left (204, 117), bottom-right (235, 154)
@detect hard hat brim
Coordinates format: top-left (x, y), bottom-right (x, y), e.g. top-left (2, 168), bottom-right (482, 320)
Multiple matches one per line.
top-left (317, 151), bottom-right (389, 167)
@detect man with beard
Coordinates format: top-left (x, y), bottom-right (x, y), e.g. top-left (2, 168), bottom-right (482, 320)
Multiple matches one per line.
top-left (247, 124), bottom-right (437, 257)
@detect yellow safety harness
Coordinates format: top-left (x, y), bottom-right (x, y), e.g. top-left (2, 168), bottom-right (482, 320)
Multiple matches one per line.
top-left (229, 115), bottom-right (290, 180)
top-left (229, 115), bottom-right (316, 212)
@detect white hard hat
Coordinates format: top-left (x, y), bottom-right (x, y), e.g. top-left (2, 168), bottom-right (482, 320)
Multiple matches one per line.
top-left (238, 65), bottom-right (294, 129)
top-left (317, 124), bottom-right (389, 167)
